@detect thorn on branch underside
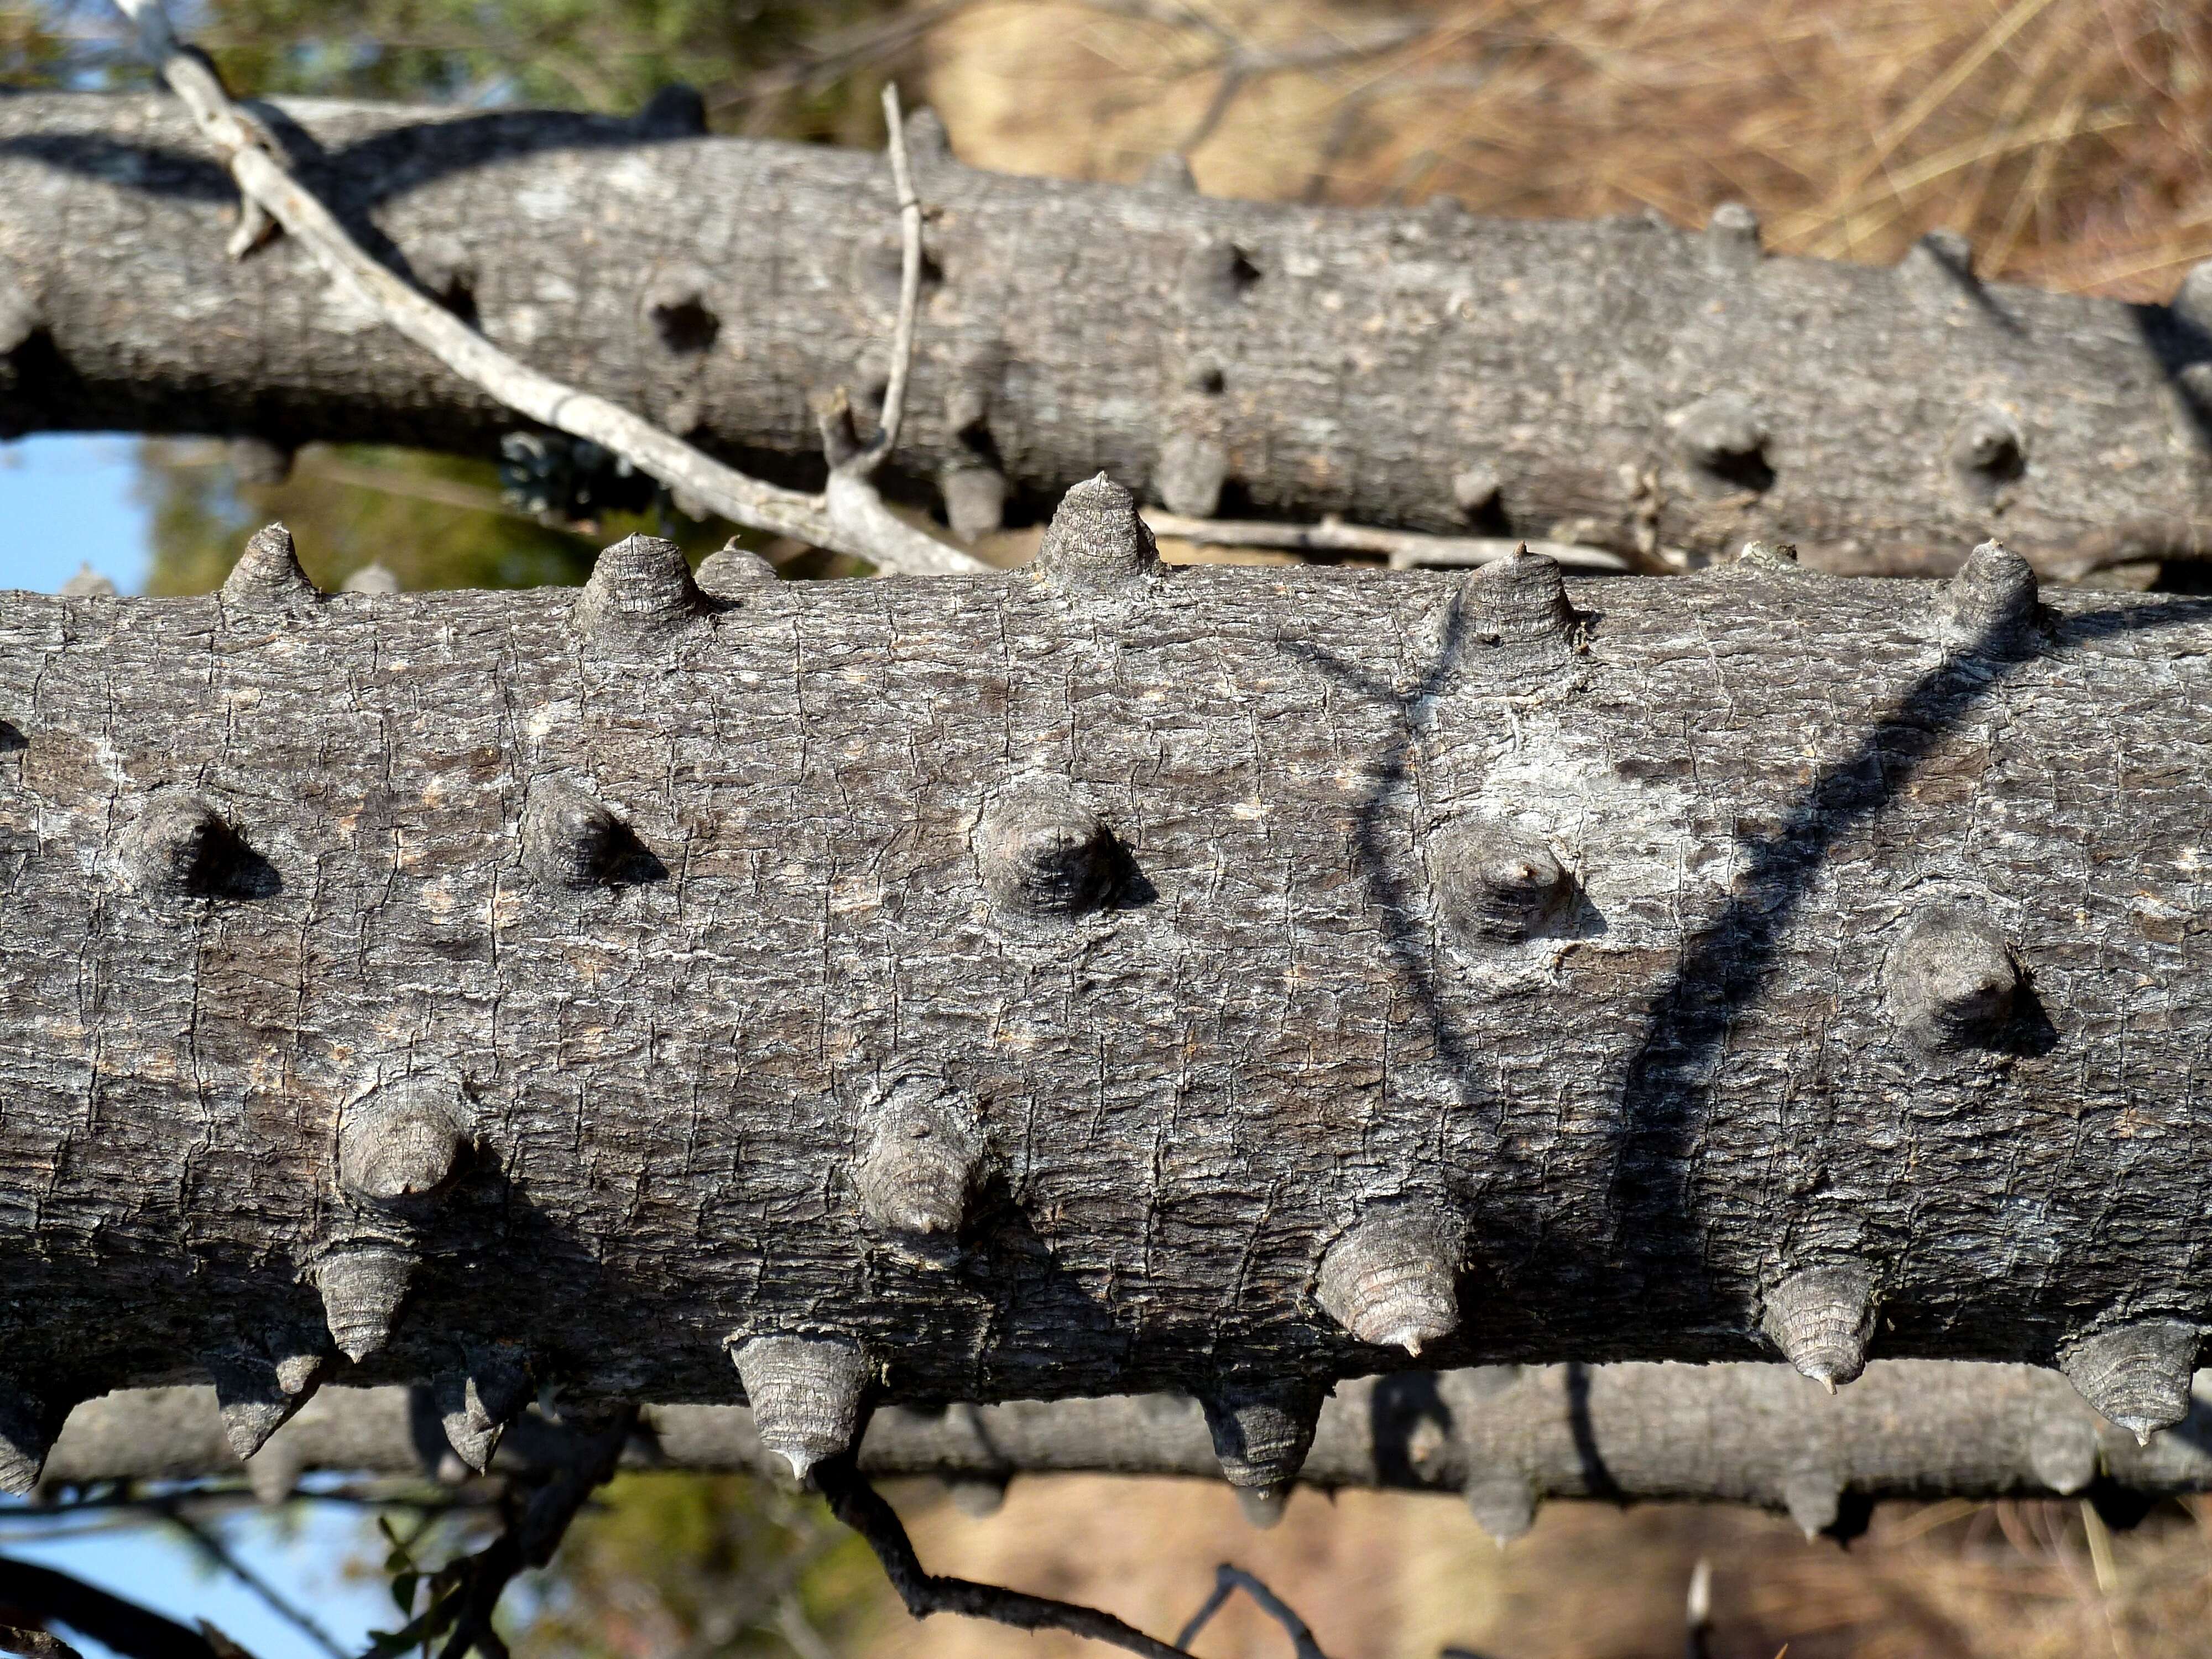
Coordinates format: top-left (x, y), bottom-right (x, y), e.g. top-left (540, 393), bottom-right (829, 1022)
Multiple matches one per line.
top-left (314, 1245), bottom-right (416, 1365)
top-left (204, 1339), bottom-right (325, 1463)
top-left (0, 1383), bottom-right (60, 1496)
top-left (2060, 1319), bottom-right (2201, 1446)
top-left (2029, 1402), bottom-right (2102, 1495)
top-left (1760, 1262), bottom-right (1877, 1391)
top-left (437, 1344), bottom-right (533, 1474)
top-left (1315, 1208), bottom-right (1463, 1356)
top-left (1782, 1464), bottom-right (1842, 1540)
top-left (731, 1335), bottom-right (870, 1486)
top-left (1199, 1381), bottom-right (1324, 1527)
top-left (1462, 1473), bottom-right (1536, 1546)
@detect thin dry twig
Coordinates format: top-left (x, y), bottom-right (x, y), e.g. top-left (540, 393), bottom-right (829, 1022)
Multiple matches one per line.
top-left (1141, 512), bottom-right (1632, 571)
top-left (857, 81), bottom-right (924, 474)
top-left (154, 1503), bottom-right (346, 1659)
top-left (1173, 1564), bottom-right (1332, 1659)
top-left (816, 1458), bottom-right (1206, 1659)
top-left (111, 0), bottom-right (983, 578)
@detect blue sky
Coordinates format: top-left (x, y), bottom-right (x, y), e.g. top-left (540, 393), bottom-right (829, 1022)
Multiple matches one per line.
top-left (1, 1490), bottom-right (404, 1658)
top-left (0, 435), bottom-right (154, 595)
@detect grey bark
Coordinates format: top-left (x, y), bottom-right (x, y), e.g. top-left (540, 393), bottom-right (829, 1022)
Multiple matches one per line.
top-left (43, 1365), bottom-right (2212, 1527)
top-left (5, 93), bottom-right (2212, 576)
top-left (4, 506), bottom-right (2212, 1479)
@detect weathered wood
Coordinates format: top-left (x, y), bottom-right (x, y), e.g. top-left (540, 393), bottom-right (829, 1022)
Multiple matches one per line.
top-left (43, 1365), bottom-right (2212, 1536)
top-left (4, 498), bottom-right (2212, 1490)
top-left (5, 94), bottom-right (2212, 575)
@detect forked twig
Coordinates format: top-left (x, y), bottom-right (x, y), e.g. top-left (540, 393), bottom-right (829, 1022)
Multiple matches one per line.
top-left (112, 0), bottom-right (982, 577)
top-left (816, 1458), bottom-right (1207, 1659)
top-left (1174, 1564), bottom-right (1331, 1659)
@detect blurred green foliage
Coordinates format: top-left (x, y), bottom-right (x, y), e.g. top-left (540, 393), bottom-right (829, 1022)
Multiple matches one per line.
top-left (517, 1475), bottom-right (888, 1658)
top-left (135, 440), bottom-right (629, 594)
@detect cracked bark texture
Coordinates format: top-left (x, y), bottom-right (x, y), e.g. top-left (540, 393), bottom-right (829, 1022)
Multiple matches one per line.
top-left (40, 1365), bottom-right (2212, 1516)
top-left (6, 93), bottom-right (2212, 576)
top-left (4, 528), bottom-right (2212, 1432)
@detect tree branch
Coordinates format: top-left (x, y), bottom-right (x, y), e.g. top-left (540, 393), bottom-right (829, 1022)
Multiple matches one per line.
top-left (154, 1504), bottom-right (345, 1659)
top-left (857, 82), bottom-right (922, 476)
top-left (103, 4), bottom-right (980, 577)
top-left (1141, 515), bottom-right (1632, 572)
top-left (2, 519), bottom-right (2210, 1499)
top-left (34, 1363), bottom-right (2212, 1525)
top-left (8, 92), bottom-right (2203, 576)
top-left (0, 1558), bottom-right (236, 1659)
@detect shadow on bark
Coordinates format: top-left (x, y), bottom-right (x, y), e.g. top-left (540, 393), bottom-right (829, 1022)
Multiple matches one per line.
top-left (1299, 583), bottom-right (2212, 1364)
top-left (1608, 593), bottom-right (2212, 1344)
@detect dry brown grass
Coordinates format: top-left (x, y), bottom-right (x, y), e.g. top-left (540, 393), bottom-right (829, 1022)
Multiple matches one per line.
top-left (925, 0), bottom-right (2212, 299)
top-left (854, 1478), bottom-right (2212, 1659)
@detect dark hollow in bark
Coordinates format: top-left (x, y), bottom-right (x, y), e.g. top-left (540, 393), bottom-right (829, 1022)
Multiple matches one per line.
top-left (4, 544), bottom-right (2212, 1431)
top-left (8, 93), bottom-right (2212, 576)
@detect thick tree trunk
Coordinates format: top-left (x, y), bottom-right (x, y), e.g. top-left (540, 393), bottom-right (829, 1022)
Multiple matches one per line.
top-left (4, 93), bottom-right (2211, 576)
top-left (2, 500), bottom-right (2210, 1491)
top-left (45, 1365), bottom-right (2212, 1533)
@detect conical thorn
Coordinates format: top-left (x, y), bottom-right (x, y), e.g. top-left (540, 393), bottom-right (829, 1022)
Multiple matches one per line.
top-left (315, 1245), bottom-right (417, 1364)
top-left (1759, 1262), bottom-right (1877, 1391)
top-left (1033, 473), bottom-right (1161, 593)
top-left (0, 1384), bottom-right (57, 1497)
top-left (1199, 1381), bottom-right (1323, 1499)
top-left (854, 1074), bottom-right (987, 1248)
top-left (572, 533), bottom-right (708, 649)
top-left (221, 523), bottom-right (319, 608)
top-left (732, 1335), bottom-right (870, 1487)
top-left (1316, 1208), bottom-right (1463, 1354)
top-left (206, 1343), bottom-right (326, 1462)
top-left (2061, 1319), bottom-right (2199, 1444)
